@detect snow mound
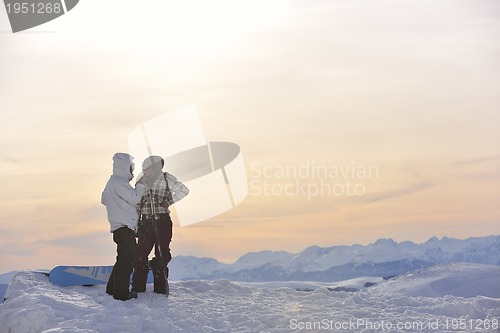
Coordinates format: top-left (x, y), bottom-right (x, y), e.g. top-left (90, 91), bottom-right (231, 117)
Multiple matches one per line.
top-left (0, 269), bottom-right (499, 333)
top-left (237, 276), bottom-right (385, 292)
top-left (368, 263), bottom-right (500, 298)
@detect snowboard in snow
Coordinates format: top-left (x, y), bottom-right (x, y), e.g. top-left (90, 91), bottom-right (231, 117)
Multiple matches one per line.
top-left (49, 266), bottom-right (153, 287)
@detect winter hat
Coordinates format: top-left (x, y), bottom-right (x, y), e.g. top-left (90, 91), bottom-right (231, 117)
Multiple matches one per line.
top-left (142, 155), bottom-right (164, 171)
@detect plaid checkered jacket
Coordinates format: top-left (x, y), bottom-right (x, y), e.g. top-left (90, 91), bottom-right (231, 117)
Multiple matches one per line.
top-left (136, 172), bottom-right (189, 217)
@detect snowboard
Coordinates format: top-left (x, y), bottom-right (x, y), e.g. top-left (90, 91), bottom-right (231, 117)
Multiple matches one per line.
top-left (49, 266), bottom-right (153, 287)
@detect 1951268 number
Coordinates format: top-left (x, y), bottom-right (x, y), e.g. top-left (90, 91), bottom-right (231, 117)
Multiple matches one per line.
top-left (445, 318), bottom-right (499, 330)
top-left (5, 2), bottom-right (62, 14)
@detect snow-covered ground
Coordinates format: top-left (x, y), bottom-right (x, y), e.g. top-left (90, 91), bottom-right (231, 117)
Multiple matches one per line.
top-left (0, 264), bottom-right (499, 333)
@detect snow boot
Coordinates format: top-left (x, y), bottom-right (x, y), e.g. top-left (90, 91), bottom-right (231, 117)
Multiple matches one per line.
top-left (149, 257), bottom-right (169, 295)
top-left (131, 261), bottom-right (149, 293)
top-left (154, 279), bottom-right (169, 295)
top-left (112, 290), bottom-right (137, 301)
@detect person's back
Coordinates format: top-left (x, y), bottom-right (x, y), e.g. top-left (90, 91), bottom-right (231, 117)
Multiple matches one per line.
top-left (102, 153), bottom-right (145, 233)
top-left (101, 153), bottom-right (146, 301)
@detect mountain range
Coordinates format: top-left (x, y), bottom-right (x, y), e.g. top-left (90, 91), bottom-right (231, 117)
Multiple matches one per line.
top-left (169, 235), bottom-right (500, 282)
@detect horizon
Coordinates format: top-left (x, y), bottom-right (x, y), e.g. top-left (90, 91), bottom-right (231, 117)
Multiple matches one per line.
top-left (1, 0), bottom-right (499, 274)
top-left (1, 233), bottom-right (499, 275)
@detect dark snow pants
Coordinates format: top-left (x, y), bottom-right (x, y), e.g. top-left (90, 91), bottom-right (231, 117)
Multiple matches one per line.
top-left (132, 214), bottom-right (173, 293)
top-left (106, 227), bottom-right (137, 300)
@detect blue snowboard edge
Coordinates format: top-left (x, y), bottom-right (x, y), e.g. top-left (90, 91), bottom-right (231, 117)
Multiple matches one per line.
top-left (49, 266), bottom-right (153, 287)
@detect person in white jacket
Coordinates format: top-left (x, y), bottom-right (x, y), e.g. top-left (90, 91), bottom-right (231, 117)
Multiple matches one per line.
top-left (101, 153), bottom-right (146, 301)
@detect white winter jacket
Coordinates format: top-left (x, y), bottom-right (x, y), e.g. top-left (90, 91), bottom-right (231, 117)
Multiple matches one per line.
top-left (101, 153), bottom-right (146, 232)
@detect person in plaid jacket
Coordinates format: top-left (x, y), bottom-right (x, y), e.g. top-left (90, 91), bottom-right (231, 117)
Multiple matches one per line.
top-left (131, 156), bottom-right (189, 295)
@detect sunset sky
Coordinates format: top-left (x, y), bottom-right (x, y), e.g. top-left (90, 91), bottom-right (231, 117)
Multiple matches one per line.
top-left (1, 0), bottom-right (499, 273)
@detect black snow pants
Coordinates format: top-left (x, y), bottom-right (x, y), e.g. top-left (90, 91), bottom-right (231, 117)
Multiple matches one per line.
top-left (106, 226), bottom-right (137, 300)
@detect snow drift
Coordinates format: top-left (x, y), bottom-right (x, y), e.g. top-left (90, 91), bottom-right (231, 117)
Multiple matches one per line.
top-left (0, 264), bottom-right (499, 333)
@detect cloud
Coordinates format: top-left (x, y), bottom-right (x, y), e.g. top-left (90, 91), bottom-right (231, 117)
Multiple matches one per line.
top-left (359, 181), bottom-right (437, 204)
top-left (1, 157), bottom-right (21, 164)
top-left (451, 154), bottom-right (500, 166)
top-left (43, 231), bottom-right (111, 255)
top-left (0, 241), bottom-right (37, 256)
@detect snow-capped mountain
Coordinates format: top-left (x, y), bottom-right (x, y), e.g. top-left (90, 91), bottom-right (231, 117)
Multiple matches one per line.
top-left (169, 235), bottom-right (500, 281)
top-left (168, 256), bottom-right (224, 279)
